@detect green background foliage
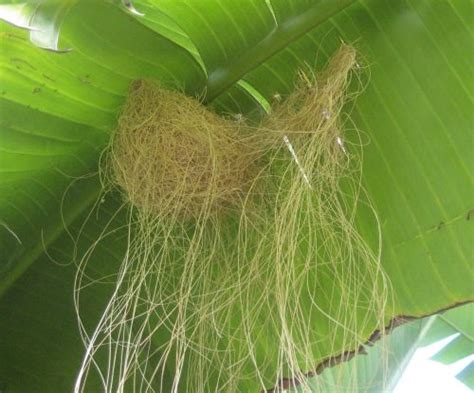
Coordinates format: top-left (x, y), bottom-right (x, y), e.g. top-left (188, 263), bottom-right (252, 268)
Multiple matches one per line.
top-left (0, 0), bottom-right (472, 391)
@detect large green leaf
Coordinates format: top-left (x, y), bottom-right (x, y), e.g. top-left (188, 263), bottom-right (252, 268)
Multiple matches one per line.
top-left (237, 0), bottom-right (474, 317)
top-left (428, 303), bottom-right (474, 385)
top-left (0, 0), bottom-right (472, 391)
top-left (292, 303), bottom-right (474, 392)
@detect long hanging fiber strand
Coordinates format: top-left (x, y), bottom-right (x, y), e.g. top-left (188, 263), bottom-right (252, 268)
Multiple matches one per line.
top-left (73, 44), bottom-right (391, 393)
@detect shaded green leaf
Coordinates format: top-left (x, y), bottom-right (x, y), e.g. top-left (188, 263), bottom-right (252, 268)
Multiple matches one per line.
top-left (0, 0), bottom-right (472, 391)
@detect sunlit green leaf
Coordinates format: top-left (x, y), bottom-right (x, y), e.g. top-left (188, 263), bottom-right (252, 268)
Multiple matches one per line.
top-left (0, 0), bottom-right (472, 391)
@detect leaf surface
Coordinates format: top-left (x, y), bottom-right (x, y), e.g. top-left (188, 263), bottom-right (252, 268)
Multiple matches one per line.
top-left (0, 0), bottom-right (472, 391)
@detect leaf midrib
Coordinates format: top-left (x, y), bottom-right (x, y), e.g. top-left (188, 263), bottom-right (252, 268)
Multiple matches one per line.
top-left (205, 0), bottom-right (356, 101)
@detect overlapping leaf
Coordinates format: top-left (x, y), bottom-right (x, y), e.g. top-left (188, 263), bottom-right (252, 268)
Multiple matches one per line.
top-left (0, 0), bottom-right (472, 391)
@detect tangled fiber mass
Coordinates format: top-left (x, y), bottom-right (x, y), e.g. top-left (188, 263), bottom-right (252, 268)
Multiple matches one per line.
top-left (74, 45), bottom-right (390, 392)
top-left (109, 82), bottom-right (262, 220)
